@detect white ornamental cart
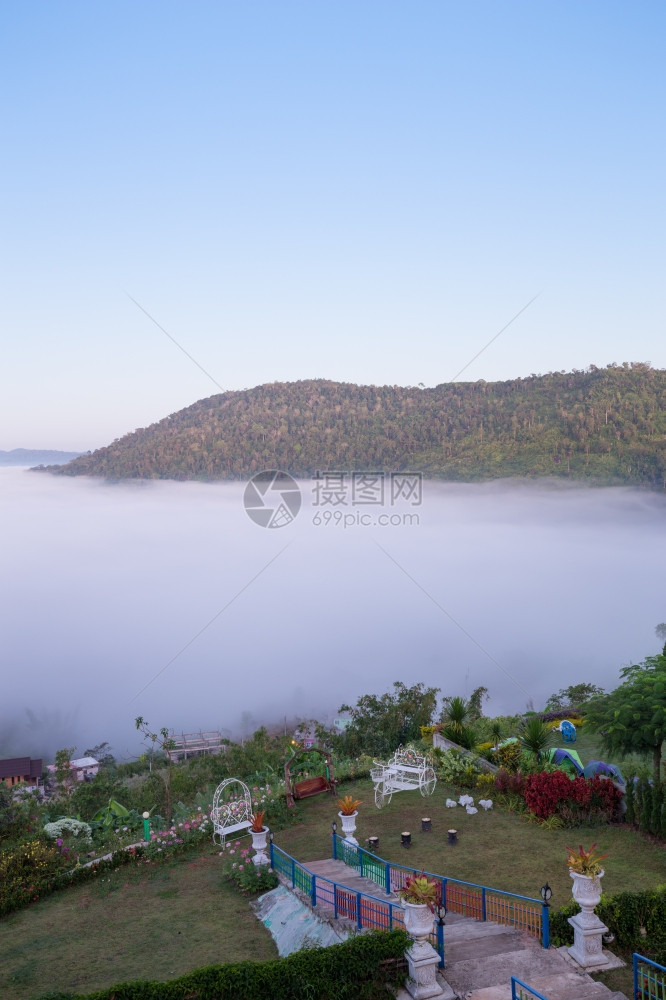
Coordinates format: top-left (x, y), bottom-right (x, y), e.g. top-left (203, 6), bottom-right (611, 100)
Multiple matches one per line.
top-left (211, 778), bottom-right (253, 846)
top-left (371, 745), bottom-right (437, 808)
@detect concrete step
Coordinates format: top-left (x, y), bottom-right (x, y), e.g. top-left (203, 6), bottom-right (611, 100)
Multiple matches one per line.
top-left (444, 945), bottom-right (586, 995)
top-left (304, 858), bottom-right (402, 902)
top-left (469, 973), bottom-right (616, 1000)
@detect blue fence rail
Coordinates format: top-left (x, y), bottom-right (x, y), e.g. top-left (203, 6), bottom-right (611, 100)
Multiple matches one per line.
top-left (634, 954), bottom-right (666, 1000)
top-left (269, 841), bottom-right (445, 966)
top-left (511, 977), bottom-right (550, 1000)
top-left (333, 832), bottom-right (549, 949)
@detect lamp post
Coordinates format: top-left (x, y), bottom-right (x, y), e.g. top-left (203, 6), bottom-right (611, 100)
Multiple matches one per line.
top-left (540, 883), bottom-right (552, 906)
top-left (142, 811), bottom-right (151, 842)
top-left (331, 820), bottom-right (337, 860)
top-left (435, 902), bottom-right (447, 968)
top-left (268, 829), bottom-right (274, 867)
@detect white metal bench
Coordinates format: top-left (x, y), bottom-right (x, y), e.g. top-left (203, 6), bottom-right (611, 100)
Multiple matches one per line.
top-left (371, 745), bottom-right (436, 808)
top-left (211, 777), bottom-right (253, 846)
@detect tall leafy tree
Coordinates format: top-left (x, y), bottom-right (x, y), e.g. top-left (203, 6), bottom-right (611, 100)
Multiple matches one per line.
top-left (338, 681), bottom-right (439, 757)
top-left (545, 683), bottom-right (605, 711)
top-left (585, 654), bottom-right (666, 782)
top-left (468, 686), bottom-right (489, 720)
top-left (54, 746), bottom-right (77, 799)
top-left (135, 718), bottom-right (177, 825)
top-left (655, 623), bottom-right (666, 654)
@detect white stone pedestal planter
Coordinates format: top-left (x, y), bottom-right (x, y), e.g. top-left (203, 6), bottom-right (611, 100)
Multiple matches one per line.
top-left (251, 827), bottom-right (269, 867)
top-left (403, 902), bottom-right (447, 1000)
top-left (568, 869), bottom-right (609, 969)
top-left (339, 810), bottom-right (358, 846)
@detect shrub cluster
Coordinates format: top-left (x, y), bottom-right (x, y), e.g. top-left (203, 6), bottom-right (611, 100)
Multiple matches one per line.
top-left (33, 928), bottom-right (410, 1000)
top-left (222, 841), bottom-right (279, 895)
top-left (538, 710), bottom-right (584, 724)
top-left (435, 750), bottom-right (480, 788)
top-left (493, 741), bottom-right (522, 771)
top-left (626, 778), bottom-right (666, 839)
top-left (0, 845), bottom-right (143, 917)
top-left (494, 769), bottom-right (526, 795)
top-left (523, 772), bottom-right (621, 824)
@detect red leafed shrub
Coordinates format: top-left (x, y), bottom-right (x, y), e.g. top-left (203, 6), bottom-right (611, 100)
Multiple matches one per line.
top-left (524, 772), bottom-right (622, 825)
top-left (494, 768), bottom-right (526, 795)
top-left (524, 770), bottom-right (576, 818)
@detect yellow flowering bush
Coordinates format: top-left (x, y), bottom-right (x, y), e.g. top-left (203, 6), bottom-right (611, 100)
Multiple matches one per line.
top-left (0, 839), bottom-right (70, 909)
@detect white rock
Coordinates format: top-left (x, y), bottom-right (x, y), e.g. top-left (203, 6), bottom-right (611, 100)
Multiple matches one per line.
top-left (466, 806), bottom-right (478, 815)
top-left (445, 798), bottom-right (458, 808)
top-left (458, 794), bottom-right (474, 806)
top-left (478, 799), bottom-right (493, 810)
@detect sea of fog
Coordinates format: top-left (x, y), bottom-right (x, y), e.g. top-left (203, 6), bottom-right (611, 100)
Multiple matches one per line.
top-left (1, 466), bottom-right (664, 762)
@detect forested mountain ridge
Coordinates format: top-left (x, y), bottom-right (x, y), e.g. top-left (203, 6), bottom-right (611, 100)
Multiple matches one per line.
top-left (47, 364), bottom-right (666, 486)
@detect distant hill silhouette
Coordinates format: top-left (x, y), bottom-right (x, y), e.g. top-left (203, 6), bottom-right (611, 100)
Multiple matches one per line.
top-left (2, 448), bottom-right (82, 467)
top-left (44, 364), bottom-right (666, 487)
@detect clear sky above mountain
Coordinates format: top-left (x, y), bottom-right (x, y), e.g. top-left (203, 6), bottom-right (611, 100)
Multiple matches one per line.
top-left (2, 2), bottom-right (664, 450)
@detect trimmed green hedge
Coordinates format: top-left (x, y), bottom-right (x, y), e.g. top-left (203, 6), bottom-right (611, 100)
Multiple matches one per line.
top-left (549, 885), bottom-right (666, 964)
top-left (34, 929), bottom-right (410, 1000)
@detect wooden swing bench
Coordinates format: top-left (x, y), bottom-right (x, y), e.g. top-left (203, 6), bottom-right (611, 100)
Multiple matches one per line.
top-left (293, 775), bottom-right (332, 799)
top-left (284, 746), bottom-right (337, 808)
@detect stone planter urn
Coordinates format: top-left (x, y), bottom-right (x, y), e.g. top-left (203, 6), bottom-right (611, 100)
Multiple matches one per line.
top-left (402, 903), bottom-right (445, 1000)
top-left (568, 869), bottom-right (609, 969)
top-left (403, 901), bottom-right (436, 943)
top-left (339, 810), bottom-right (358, 846)
top-left (251, 827), bottom-right (269, 867)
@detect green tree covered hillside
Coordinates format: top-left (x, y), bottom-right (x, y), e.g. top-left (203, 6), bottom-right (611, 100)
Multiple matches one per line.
top-left (49, 363), bottom-right (666, 485)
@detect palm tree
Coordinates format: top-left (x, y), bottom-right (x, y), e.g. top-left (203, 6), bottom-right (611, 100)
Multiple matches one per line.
top-left (519, 716), bottom-right (552, 763)
top-left (489, 720), bottom-right (503, 748)
top-left (440, 696), bottom-right (477, 750)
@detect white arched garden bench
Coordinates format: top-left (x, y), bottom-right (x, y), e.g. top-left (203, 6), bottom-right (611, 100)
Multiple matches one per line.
top-left (211, 778), bottom-right (253, 846)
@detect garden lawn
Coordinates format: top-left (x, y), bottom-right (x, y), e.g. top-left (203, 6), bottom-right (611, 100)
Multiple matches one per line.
top-left (0, 845), bottom-right (277, 1000)
top-left (277, 779), bottom-right (666, 906)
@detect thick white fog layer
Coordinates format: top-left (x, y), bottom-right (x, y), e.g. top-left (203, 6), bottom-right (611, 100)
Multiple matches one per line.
top-left (1, 467), bottom-right (664, 762)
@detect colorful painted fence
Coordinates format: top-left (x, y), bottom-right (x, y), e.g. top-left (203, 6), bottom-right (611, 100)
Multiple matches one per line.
top-left (634, 954), bottom-right (666, 1000)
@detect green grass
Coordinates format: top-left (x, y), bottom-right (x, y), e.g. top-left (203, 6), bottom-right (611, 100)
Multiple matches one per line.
top-left (0, 847), bottom-right (277, 1000)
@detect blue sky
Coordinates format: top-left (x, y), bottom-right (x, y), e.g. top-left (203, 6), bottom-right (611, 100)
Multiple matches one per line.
top-left (2, 1), bottom-right (665, 450)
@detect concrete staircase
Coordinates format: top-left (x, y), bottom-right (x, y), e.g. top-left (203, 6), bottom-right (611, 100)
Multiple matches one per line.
top-left (440, 910), bottom-right (626, 1000)
top-left (300, 859), bottom-right (628, 1000)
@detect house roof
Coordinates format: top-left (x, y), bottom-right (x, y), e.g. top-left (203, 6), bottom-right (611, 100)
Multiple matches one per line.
top-left (0, 757), bottom-right (43, 779)
top-left (71, 757), bottom-right (99, 769)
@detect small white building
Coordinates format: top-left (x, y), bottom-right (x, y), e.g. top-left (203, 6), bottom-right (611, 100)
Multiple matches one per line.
top-left (47, 756), bottom-right (99, 783)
